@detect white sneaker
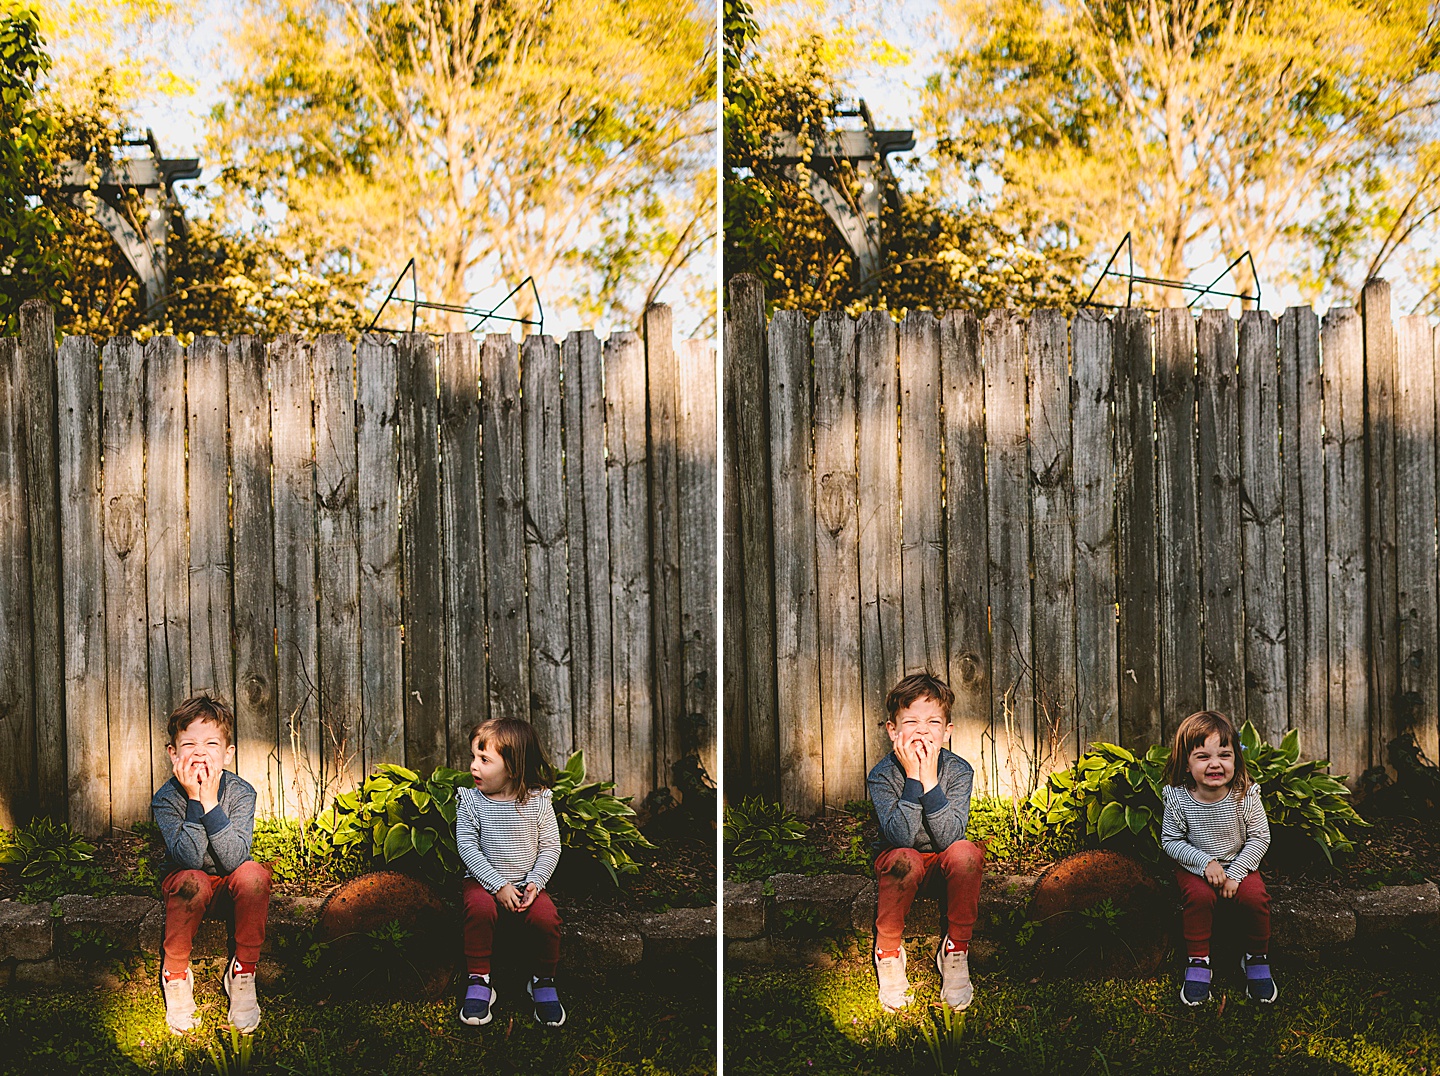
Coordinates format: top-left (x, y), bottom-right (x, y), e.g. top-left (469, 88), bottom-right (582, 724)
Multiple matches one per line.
top-left (162, 967), bottom-right (199, 1035)
top-left (223, 960), bottom-right (262, 1033)
top-left (935, 939), bottom-right (974, 1010)
top-left (875, 945), bottom-right (912, 1012)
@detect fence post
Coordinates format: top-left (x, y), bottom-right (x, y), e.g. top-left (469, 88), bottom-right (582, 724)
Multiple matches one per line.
top-left (1363, 280), bottom-right (1399, 774)
top-left (645, 305), bottom-right (683, 800)
top-left (0, 333), bottom-right (34, 829)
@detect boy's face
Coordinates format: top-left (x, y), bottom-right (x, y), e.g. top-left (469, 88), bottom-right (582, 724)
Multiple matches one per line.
top-left (887, 696), bottom-right (953, 754)
top-left (167, 717), bottom-right (234, 778)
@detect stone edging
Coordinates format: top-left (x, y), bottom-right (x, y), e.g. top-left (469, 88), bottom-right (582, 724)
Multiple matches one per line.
top-left (724, 872), bottom-right (1440, 968)
top-left (0, 892), bottom-right (715, 991)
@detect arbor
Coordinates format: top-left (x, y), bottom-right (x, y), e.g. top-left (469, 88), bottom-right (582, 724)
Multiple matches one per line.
top-left (925, 0), bottom-right (1440, 308)
top-left (212, 0), bottom-right (716, 333)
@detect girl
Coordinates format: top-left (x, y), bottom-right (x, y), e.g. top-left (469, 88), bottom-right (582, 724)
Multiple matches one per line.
top-left (1160, 710), bottom-right (1276, 1006)
top-left (454, 718), bottom-right (565, 1027)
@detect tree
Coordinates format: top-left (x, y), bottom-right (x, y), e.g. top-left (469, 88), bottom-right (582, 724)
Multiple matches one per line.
top-left (925, 0), bottom-right (1440, 308)
top-left (211, 0), bottom-right (716, 333)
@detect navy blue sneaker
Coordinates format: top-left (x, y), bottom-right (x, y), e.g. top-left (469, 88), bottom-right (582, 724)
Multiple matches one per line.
top-left (1180, 960), bottom-right (1211, 1006)
top-left (528, 976), bottom-right (566, 1027)
top-left (1242, 953), bottom-right (1278, 1003)
top-left (459, 975), bottom-right (495, 1025)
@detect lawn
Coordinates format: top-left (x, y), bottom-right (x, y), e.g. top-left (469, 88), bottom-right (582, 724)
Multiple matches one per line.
top-left (725, 951), bottom-right (1440, 1075)
top-left (0, 965), bottom-right (715, 1076)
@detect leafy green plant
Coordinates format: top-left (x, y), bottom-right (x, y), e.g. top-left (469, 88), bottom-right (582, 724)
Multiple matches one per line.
top-left (206, 1025), bottom-right (255, 1074)
top-left (916, 1002), bottom-right (967, 1075)
top-left (252, 817), bottom-right (360, 885)
top-left (0, 818), bottom-right (110, 902)
top-left (1237, 723), bottom-right (1370, 862)
top-left (723, 797), bottom-right (809, 881)
top-left (551, 750), bottom-right (654, 884)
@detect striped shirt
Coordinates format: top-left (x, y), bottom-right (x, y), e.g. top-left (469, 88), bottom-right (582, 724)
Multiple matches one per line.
top-left (454, 786), bottom-right (562, 893)
top-left (1161, 783), bottom-right (1270, 881)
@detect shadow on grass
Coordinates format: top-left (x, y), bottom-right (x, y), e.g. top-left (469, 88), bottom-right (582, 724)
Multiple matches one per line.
top-left (0, 964), bottom-right (716, 1076)
top-left (724, 948), bottom-right (1440, 1076)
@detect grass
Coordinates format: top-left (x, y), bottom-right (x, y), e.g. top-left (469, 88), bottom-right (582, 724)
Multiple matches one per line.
top-left (0, 966), bottom-right (715, 1076)
top-left (725, 951), bottom-right (1440, 1075)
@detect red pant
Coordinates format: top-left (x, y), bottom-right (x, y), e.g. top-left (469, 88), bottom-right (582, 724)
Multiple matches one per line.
top-left (874, 840), bottom-right (985, 952)
top-left (160, 861), bottom-right (272, 973)
top-left (461, 878), bottom-right (562, 977)
top-left (1175, 867), bottom-right (1270, 957)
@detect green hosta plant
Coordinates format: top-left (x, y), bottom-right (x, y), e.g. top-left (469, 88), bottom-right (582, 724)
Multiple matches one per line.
top-left (551, 751), bottom-right (654, 884)
top-left (723, 796), bottom-right (808, 880)
top-left (1237, 723), bottom-right (1369, 863)
top-left (0, 817), bottom-right (109, 902)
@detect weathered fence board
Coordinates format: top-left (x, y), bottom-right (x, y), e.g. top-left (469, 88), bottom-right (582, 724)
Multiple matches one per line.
top-left (0, 337), bottom-right (34, 830)
top-left (899, 312), bottom-right (946, 679)
top-left (187, 336), bottom-right (234, 710)
top-left (645, 306), bottom-right (684, 791)
top-left (1363, 280), bottom-right (1400, 768)
top-left (480, 333), bottom-right (527, 726)
top-left (677, 337), bottom-right (719, 781)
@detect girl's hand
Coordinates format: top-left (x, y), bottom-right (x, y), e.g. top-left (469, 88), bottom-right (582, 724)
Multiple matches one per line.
top-left (496, 884), bottom-right (522, 911)
top-left (516, 883), bottom-right (539, 911)
top-left (1220, 877), bottom-right (1240, 899)
top-left (1203, 860), bottom-right (1227, 888)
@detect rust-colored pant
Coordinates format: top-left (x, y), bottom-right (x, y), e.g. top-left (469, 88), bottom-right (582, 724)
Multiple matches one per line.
top-left (161, 861), bottom-right (272, 974)
top-left (461, 878), bottom-right (562, 977)
top-left (874, 840), bottom-right (985, 952)
top-left (1175, 867), bottom-right (1270, 958)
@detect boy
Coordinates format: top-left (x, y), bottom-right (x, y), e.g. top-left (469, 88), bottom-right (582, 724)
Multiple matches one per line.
top-left (867, 673), bottom-right (983, 1012)
top-left (151, 694), bottom-right (271, 1035)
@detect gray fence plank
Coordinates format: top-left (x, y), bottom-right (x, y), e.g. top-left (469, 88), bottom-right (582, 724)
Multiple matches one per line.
top-left (1363, 281), bottom-right (1398, 769)
top-left (57, 336), bottom-right (109, 834)
top-left (899, 312), bottom-right (946, 678)
top-left (398, 333), bottom-right (446, 774)
top-left (857, 310), bottom-right (904, 778)
top-left (356, 334), bottom-right (403, 772)
top-left (1029, 308), bottom-right (1077, 767)
top-left (726, 276), bottom-right (777, 796)
top-left (1322, 307), bottom-right (1369, 781)
top-left (605, 331), bottom-right (655, 801)
top-left (101, 337), bottom-right (151, 827)
top-left (722, 323), bottom-right (750, 794)
top-left (1279, 308), bottom-right (1329, 758)
top-left (677, 338), bottom-right (718, 783)
top-left (271, 336), bottom-right (319, 817)
top-left (768, 310), bottom-right (822, 815)
top-left (1196, 311), bottom-right (1246, 725)
top-left (230, 337), bottom-right (279, 808)
top-left (314, 334), bottom-right (362, 791)
top-left (145, 336), bottom-right (190, 793)
top-left (187, 337), bottom-right (234, 712)
top-left (1114, 309), bottom-right (1161, 750)
top-left (438, 332), bottom-right (486, 765)
top-left (1155, 308), bottom-right (1203, 737)
top-left (813, 313), bottom-right (864, 806)
top-left (0, 337), bottom-right (34, 828)
top-left (1239, 312), bottom-right (1288, 742)
top-left (985, 310), bottom-right (1033, 797)
top-left (18, 302), bottom-right (64, 817)
top-left (1071, 311), bottom-right (1118, 752)
top-left (480, 334), bottom-right (528, 724)
top-left (563, 331), bottom-right (613, 781)
top-left (645, 305), bottom-right (684, 792)
top-left (1394, 316), bottom-right (1438, 763)
top-left (523, 335), bottom-right (572, 762)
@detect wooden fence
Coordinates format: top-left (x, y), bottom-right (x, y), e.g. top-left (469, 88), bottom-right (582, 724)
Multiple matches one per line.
top-left (726, 274), bottom-right (1437, 812)
top-left (0, 302), bottom-right (716, 834)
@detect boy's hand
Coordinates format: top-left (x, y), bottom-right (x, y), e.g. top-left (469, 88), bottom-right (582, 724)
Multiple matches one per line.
top-left (916, 737), bottom-right (940, 792)
top-left (175, 756), bottom-right (202, 802)
top-left (895, 736), bottom-right (922, 782)
top-left (496, 883), bottom-right (523, 911)
top-left (516, 883), bottom-right (539, 911)
top-left (1203, 860), bottom-right (1227, 888)
top-left (1220, 877), bottom-right (1240, 899)
top-left (197, 759), bottom-right (222, 813)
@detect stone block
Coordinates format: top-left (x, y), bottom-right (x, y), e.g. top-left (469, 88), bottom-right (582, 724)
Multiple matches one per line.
top-left (564, 912), bottom-right (644, 973)
top-left (967, 937), bottom-right (1000, 969)
top-left (771, 873), bottom-right (868, 934)
top-left (13, 959), bottom-right (64, 990)
top-left (57, 895), bottom-right (157, 952)
top-left (140, 903), bottom-right (164, 954)
top-left (1351, 882), bottom-right (1440, 938)
top-left (851, 881), bottom-right (877, 934)
top-left (1269, 886), bottom-right (1355, 952)
top-left (262, 893), bottom-right (326, 955)
top-left (725, 937), bottom-right (773, 965)
top-left (0, 901), bottom-right (53, 962)
top-left (639, 906), bottom-right (717, 963)
top-left (0, 960), bottom-right (13, 989)
top-left (724, 881), bottom-right (766, 939)
top-left (138, 898), bottom-right (231, 957)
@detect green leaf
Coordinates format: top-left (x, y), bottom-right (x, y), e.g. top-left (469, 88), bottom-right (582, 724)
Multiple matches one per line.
top-left (1096, 801), bottom-right (1126, 841)
top-left (383, 822), bottom-right (411, 862)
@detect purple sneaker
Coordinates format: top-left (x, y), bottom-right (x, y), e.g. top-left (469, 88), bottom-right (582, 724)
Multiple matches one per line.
top-left (528, 976), bottom-right (566, 1027)
top-left (459, 975), bottom-right (495, 1026)
top-left (1242, 954), bottom-right (1278, 1003)
top-left (1180, 961), bottom-right (1211, 1007)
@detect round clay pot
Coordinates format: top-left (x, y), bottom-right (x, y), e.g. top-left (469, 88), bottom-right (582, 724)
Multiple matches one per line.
top-left (1024, 848), bottom-right (1171, 978)
top-left (315, 870), bottom-right (454, 999)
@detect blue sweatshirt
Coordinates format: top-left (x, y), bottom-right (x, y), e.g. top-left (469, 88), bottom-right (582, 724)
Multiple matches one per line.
top-left (867, 747), bottom-right (974, 853)
top-left (151, 770), bottom-right (258, 876)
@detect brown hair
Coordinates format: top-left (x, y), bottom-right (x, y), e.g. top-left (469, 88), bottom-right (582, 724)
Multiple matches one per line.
top-left (469, 718), bottom-right (555, 804)
top-left (167, 693), bottom-right (236, 747)
top-left (885, 673), bottom-right (955, 724)
top-left (1162, 710), bottom-right (1252, 804)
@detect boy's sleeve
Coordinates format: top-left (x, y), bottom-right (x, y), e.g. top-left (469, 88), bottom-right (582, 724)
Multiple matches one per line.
top-left (524, 791), bottom-right (562, 889)
top-left (917, 756), bottom-right (972, 850)
top-left (454, 792), bottom-right (509, 892)
top-left (1160, 790), bottom-right (1212, 873)
top-left (869, 762), bottom-right (925, 849)
top-left (152, 783), bottom-right (208, 871)
top-left (1226, 784), bottom-right (1270, 881)
top-left (204, 776), bottom-right (257, 876)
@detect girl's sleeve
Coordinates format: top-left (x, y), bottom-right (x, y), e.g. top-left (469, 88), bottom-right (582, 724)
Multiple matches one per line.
top-left (1160, 789), bottom-right (1213, 873)
top-left (524, 790), bottom-right (562, 889)
top-left (454, 791), bottom-right (509, 893)
top-left (1226, 784), bottom-right (1270, 881)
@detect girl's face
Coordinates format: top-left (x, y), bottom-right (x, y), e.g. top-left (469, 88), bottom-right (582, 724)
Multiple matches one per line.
top-left (1187, 731), bottom-right (1236, 792)
top-left (470, 738), bottom-right (514, 796)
